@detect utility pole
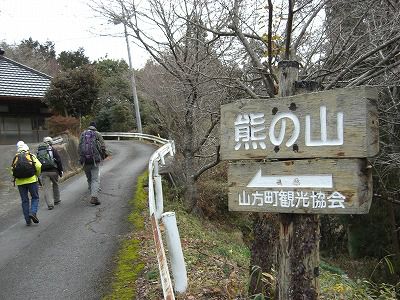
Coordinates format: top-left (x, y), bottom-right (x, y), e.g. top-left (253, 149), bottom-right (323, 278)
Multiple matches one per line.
top-left (122, 19), bottom-right (143, 133)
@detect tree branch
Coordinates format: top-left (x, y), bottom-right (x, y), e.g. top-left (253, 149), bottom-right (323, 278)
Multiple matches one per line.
top-left (349, 59), bottom-right (400, 86)
top-left (235, 78), bottom-right (260, 98)
top-left (293, 1), bottom-right (327, 52)
top-left (284, 0), bottom-right (294, 59)
top-left (267, 0), bottom-right (273, 72)
top-left (229, 0), bottom-right (275, 97)
top-left (324, 33), bottom-right (400, 89)
top-left (193, 116), bottom-right (220, 154)
top-left (193, 145), bottom-right (220, 181)
top-left (347, 46), bottom-right (400, 86)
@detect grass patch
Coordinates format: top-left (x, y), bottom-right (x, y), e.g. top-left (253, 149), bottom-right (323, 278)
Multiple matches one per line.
top-left (105, 173), bottom-right (399, 299)
top-left (156, 199), bottom-right (251, 299)
top-left (149, 197), bottom-right (399, 299)
top-left (320, 271), bottom-right (398, 299)
top-left (103, 172), bottom-right (148, 300)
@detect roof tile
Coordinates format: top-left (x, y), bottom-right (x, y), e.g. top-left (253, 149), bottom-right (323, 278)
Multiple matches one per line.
top-left (0, 56), bottom-right (52, 98)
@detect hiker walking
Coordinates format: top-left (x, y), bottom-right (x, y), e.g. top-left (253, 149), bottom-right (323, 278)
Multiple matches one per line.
top-left (37, 136), bottom-right (63, 210)
top-left (11, 141), bottom-right (42, 226)
top-left (78, 121), bottom-right (107, 205)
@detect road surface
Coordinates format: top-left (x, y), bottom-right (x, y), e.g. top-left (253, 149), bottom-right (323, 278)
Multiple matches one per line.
top-left (0, 141), bottom-right (155, 300)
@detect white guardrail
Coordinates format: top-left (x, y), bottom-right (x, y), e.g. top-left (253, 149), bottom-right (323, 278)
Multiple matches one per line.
top-left (101, 132), bottom-right (188, 299)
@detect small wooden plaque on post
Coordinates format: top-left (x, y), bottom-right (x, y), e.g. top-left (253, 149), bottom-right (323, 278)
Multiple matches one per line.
top-left (228, 159), bottom-right (372, 214)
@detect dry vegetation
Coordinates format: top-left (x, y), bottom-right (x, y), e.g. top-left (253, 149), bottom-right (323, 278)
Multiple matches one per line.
top-left (134, 200), bottom-right (251, 299)
top-left (118, 173), bottom-right (398, 300)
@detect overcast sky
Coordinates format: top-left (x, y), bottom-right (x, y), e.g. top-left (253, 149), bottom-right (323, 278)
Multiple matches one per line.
top-left (0, 0), bottom-right (148, 68)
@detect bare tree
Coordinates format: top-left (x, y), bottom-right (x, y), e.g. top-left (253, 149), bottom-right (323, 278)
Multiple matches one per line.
top-left (304, 0), bottom-right (400, 89)
top-left (93, 0), bottom-right (400, 297)
top-left (181, 0), bottom-right (400, 296)
top-left (178, 0), bottom-right (400, 94)
top-left (320, 0), bottom-right (400, 279)
top-left (0, 39), bottom-right (60, 76)
top-left (92, 0), bottom-right (245, 213)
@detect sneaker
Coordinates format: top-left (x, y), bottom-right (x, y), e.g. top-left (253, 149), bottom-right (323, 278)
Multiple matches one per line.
top-left (29, 213), bottom-right (39, 224)
top-left (90, 197), bottom-right (101, 205)
top-left (26, 220), bottom-right (32, 226)
top-left (54, 200), bottom-right (61, 205)
top-left (48, 205), bottom-right (54, 210)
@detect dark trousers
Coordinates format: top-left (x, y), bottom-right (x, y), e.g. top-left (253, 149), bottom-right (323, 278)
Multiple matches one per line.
top-left (18, 182), bottom-right (39, 223)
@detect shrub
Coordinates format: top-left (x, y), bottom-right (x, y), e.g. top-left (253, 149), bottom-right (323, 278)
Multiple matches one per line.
top-left (46, 115), bottom-right (80, 136)
top-left (196, 162), bottom-right (229, 219)
top-left (320, 271), bottom-right (399, 299)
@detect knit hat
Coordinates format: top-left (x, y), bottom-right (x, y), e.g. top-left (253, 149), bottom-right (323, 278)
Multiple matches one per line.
top-left (16, 141), bottom-right (29, 152)
top-left (43, 136), bottom-right (53, 145)
top-left (89, 121), bottom-right (97, 128)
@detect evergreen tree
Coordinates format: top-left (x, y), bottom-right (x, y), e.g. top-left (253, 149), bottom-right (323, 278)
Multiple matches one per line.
top-left (44, 65), bottom-right (100, 117)
top-left (57, 48), bottom-right (90, 70)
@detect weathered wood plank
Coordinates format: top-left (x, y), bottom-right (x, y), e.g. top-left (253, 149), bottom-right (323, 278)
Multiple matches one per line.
top-left (220, 86), bottom-right (379, 160)
top-left (228, 158), bottom-right (372, 214)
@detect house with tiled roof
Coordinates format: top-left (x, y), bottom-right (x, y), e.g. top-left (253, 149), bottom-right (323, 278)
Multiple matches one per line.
top-left (0, 51), bottom-right (52, 144)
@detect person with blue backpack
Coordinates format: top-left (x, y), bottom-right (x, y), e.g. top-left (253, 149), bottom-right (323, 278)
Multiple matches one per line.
top-left (36, 136), bottom-right (64, 210)
top-left (78, 121), bottom-right (107, 205)
top-left (11, 141), bottom-right (42, 226)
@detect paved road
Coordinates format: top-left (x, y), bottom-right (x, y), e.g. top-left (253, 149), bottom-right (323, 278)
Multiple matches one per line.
top-left (0, 141), bottom-right (155, 300)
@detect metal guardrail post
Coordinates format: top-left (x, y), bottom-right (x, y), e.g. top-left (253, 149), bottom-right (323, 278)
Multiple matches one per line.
top-left (162, 212), bottom-right (188, 293)
top-left (154, 174), bottom-right (164, 220)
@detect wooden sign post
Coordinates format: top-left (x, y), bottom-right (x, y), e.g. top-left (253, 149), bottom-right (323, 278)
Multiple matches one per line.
top-left (221, 86), bottom-right (378, 214)
top-left (221, 87), bottom-right (379, 161)
top-left (220, 77), bottom-right (379, 298)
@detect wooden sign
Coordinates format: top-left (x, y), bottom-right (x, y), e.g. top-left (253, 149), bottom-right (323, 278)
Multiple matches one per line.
top-left (228, 159), bottom-right (372, 214)
top-left (220, 86), bottom-right (379, 160)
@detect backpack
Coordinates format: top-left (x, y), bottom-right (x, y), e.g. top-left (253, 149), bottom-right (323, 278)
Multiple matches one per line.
top-left (79, 130), bottom-right (101, 164)
top-left (12, 152), bottom-right (36, 178)
top-left (37, 143), bottom-right (57, 171)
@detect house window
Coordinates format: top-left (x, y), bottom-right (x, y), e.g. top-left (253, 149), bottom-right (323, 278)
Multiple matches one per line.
top-left (19, 118), bottom-right (32, 132)
top-left (0, 105), bottom-right (9, 112)
top-left (4, 117), bottom-right (18, 131)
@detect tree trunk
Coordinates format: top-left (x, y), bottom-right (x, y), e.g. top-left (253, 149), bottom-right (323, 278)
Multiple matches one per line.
top-left (388, 201), bottom-right (400, 257)
top-left (183, 91), bottom-right (200, 214)
top-left (184, 169), bottom-right (198, 213)
top-left (387, 199), bottom-right (400, 278)
top-left (183, 130), bottom-right (198, 212)
top-left (276, 61), bottom-right (320, 300)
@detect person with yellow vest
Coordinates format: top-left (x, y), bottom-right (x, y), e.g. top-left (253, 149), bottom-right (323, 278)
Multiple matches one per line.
top-left (11, 141), bottom-right (42, 226)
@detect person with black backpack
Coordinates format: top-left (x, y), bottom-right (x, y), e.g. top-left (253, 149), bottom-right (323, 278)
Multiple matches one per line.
top-left (78, 121), bottom-right (107, 206)
top-left (11, 141), bottom-right (42, 226)
top-left (37, 137), bottom-right (64, 210)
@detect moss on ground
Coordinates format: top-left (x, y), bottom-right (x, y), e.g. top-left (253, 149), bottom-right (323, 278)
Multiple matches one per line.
top-left (103, 172), bottom-right (148, 300)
